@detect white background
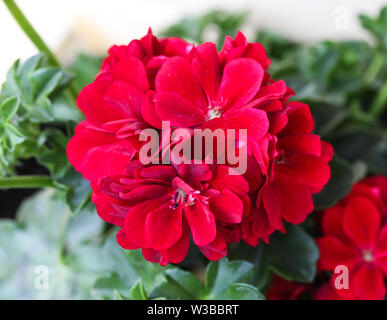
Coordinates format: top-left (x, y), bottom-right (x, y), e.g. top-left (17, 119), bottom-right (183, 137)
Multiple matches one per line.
top-left (0, 0), bottom-right (386, 81)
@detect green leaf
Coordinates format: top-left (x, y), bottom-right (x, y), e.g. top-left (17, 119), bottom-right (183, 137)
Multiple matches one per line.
top-left (149, 258), bottom-right (263, 300)
top-left (0, 96), bottom-right (20, 121)
top-left (313, 155), bottom-right (354, 209)
top-left (30, 68), bottom-right (67, 100)
top-left (0, 190), bottom-right (106, 299)
top-left (130, 278), bottom-right (148, 300)
top-left (150, 268), bottom-right (204, 300)
top-left (215, 283), bottom-right (265, 300)
top-left (252, 225), bottom-right (319, 287)
top-left (92, 237), bottom-right (166, 299)
top-left (4, 123), bottom-right (25, 150)
top-left (204, 258), bottom-right (255, 298)
top-left (70, 53), bottom-right (102, 92)
top-left (57, 167), bottom-right (92, 214)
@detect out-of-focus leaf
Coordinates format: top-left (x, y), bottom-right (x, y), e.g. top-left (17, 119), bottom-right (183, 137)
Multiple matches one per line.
top-left (0, 96), bottom-right (20, 122)
top-left (149, 258), bottom-right (264, 300)
top-left (129, 278), bottom-right (148, 300)
top-left (0, 190), bottom-right (106, 299)
top-left (70, 53), bottom-right (102, 92)
top-left (92, 237), bottom-right (167, 299)
top-left (313, 155), bottom-right (354, 209)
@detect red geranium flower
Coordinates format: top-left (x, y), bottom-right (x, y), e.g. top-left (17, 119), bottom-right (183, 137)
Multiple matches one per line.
top-left (317, 176), bottom-right (387, 300)
top-left (67, 30), bottom-right (332, 265)
top-left (94, 161), bottom-right (249, 265)
top-left (67, 30), bottom-right (191, 184)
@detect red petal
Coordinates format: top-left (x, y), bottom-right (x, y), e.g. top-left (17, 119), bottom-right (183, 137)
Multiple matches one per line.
top-left (77, 78), bottom-right (129, 125)
top-left (112, 56), bottom-right (149, 92)
top-left (224, 108), bottom-right (269, 141)
top-left (104, 80), bottom-right (145, 120)
top-left (155, 56), bottom-right (206, 108)
top-left (262, 182), bottom-right (282, 230)
top-left (116, 229), bottom-right (138, 249)
top-left (67, 122), bottom-right (136, 184)
top-left (184, 202), bottom-right (216, 246)
top-left (277, 180), bottom-right (314, 224)
top-left (198, 231), bottom-right (228, 261)
top-left (276, 154), bottom-right (331, 192)
top-left (316, 236), bottom-right (358, 270)
top-left (280, 101), bottom-right (314, 136)
top-left (321, 206), bottom-right (346, 239)
top-left (210, 188), bottom-right (244, 224)
top-left (217, 58), bottom-right (264, 110)
top-left (192, 42), bottom-right (221, 102)
top-left (353, 264), bottom-right (386, 300)
top-left (123, 199), bottom-right (161, 247)
top-left (145, 203), bottom-right (183, 249)
top-left (154, 92), bottom-right (205, 127)
top-left (376, 225), bottom-right (387, 273)
top-left (343, 196), bottom-right (381, 247)
top-left (141, 91), bottom-right (162, 129)
top-left (160, 220), bottom-right (190, 264)
top-left (279, 134), bottom-right (322, 157)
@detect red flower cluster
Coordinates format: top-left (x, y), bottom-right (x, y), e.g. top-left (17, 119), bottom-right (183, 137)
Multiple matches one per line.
top-left (267, 175), bottom-right (387, 300)
top-left (317, 175), bottom-right (387, 300)
top-left (67, 30), bottom-right (332, 265)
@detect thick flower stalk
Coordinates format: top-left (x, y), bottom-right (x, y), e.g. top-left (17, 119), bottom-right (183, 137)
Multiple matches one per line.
top-left (67, 30), bottom-right (332, 265)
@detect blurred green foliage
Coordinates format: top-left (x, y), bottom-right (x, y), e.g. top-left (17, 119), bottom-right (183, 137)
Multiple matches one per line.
top-left (0, 6), bottom-right (386, 300)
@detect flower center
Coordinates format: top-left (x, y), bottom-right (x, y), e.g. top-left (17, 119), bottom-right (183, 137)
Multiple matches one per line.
top-left (362, 249), bottom-right (374, 262)
top-left (170, 188), bottom-right (200, 209)
top-left (207, 106), bottom-right (222, 120)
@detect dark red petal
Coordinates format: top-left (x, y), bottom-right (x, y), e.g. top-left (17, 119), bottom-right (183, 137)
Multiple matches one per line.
top-left (376, 225), bottom-right (387, 272)
top-left (278, 134), bottom-right (322, 157)
top-left (217, 58), bottom-right (264, 110)
top-left (321, 141), bottom-right (334, 162)
top-left (277, 180), bottom-right (314, 224)
top-left (353, 264), bottom-right (386, 300)
top-left (77, 78), bottom-right (129, 125)
top-left (155, 56), bottom-right (206, 108)
top-left (262, 182), bottom-right (282, 230)
top-left (104, 80), bottom-right (145, 120)
top-left (141, 91), bottom-right (162, 129)
top-left (280, 101), bottom-right (314, 136)
top-left (276, 154), bottom-right (331, 192)
top-left (210, 165), bottom-right (249, 194)
top-left (142, 248), bottom-right (162, 264)
top-left (154, 92), bottom-right (205, 127)
top-left (140, 165), bottom-right (176, 181)
top-left (116, 229), bottom-right (138, 249)
top-left (198, 231), bottom-right (228, 261)
top-left (120, 185), bottom-right (170, 202)
top-left (184, 202), bottom-right (216, 246)
top-left (321, 206), bottom-right (346, 239)
top-left (210, 188), bottom-right (244, 224)
top-left (123, 199), bottom-right (161, 248)
top-left (160, 220), bottom-right (190, 264)
top-left (145, 203), bottom-right (183, 250)
top-left (343, 196), bottom-right (381, 247)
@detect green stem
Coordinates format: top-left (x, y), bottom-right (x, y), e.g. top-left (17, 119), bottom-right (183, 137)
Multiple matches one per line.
top-left (3, 0), bottom-right (60, 66)
top-left (0, 175), bottom-right (55, 189)
top-left (3, 0), bottom-right (79, 99)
